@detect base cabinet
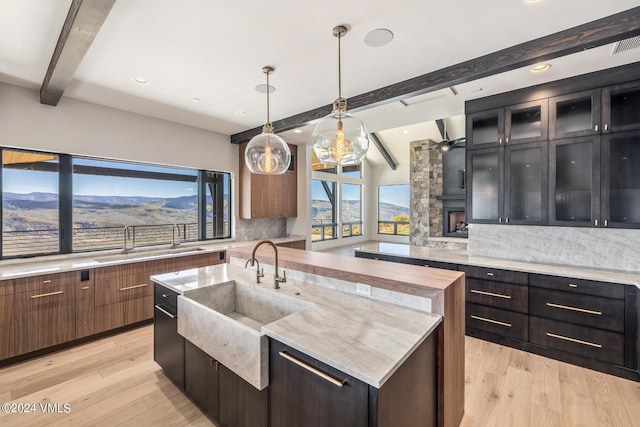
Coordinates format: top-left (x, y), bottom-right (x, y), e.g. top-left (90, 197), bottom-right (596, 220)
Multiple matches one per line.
top-left (153, 284), bottom-right (184, 389)
top-left (269, 334), bottom-right (437, 427)
top-left (185, 340), bottom-right (219, 421)
top-left (219, 364), bottom-right (269, 427)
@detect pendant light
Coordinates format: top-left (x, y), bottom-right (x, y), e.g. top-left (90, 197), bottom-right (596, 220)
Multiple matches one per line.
top-left (312, 25), bottom-right (369, 165)
top-left (244, 66), bottom-right (291, 174)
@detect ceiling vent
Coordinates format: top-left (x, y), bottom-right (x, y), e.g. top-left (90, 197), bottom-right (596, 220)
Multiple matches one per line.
top-left (611, 35), bottom-right (640, 55)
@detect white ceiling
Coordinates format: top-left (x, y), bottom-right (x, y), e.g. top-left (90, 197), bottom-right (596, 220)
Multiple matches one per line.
top-left (1, 0), bottom-right (639, 167)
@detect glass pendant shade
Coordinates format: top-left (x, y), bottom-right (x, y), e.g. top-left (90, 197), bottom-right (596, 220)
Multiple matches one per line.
top-left (244, 129), bottom-right (291, 174)
top-left (243, 66), bottom-right (291, 174)
top-left (312, 110), bottom-right (369, 165)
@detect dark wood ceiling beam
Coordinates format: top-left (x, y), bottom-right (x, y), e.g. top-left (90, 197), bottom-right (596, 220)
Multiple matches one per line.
top-left (40, 0), bottom-right (117, 106)
top-left (370, 133), bottom-right (397, 171)
top-left (230, 6), bottom-right (640, 144)
top-left (435, 119), bottom-right (446, 140)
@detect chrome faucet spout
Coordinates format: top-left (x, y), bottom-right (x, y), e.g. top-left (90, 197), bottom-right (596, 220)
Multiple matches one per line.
top-left (171, 224), bottom-right (181, 249)
top-left (249, 239), bottom-right (286, 289)
top-left (122, 226), bottom-right (134, 254)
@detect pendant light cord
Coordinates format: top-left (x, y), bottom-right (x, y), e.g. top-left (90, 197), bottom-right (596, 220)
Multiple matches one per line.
top-left (337, 30), bottom-right (342, 100)
top-left (266, 69), bottom-right (271, 124)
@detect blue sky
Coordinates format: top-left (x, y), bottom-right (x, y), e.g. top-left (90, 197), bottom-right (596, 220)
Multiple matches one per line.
top-left (312, 180), bottom-right (361, 201)
top-left (379, 184), bottom-right (410, 208)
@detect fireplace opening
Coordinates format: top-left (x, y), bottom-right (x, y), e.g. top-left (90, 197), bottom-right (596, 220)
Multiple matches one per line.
top-left (444, 208), bottom-right (468, 238)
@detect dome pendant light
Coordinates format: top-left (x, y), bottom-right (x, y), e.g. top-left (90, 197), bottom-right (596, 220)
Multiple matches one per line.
top-left (312, 25), bottom-right (369, 166)
top-left (244, 66), bottom-right (291, 174)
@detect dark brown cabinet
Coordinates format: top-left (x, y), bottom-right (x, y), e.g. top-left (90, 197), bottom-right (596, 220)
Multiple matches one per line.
top-left (219, 364), bottom-right (269, 427)
top-left (185, 340), bottom-right (219, 421)
top-left (270, 336), bottom-right (437, 427)
top-left (602, 81), bottom-right (640, 134)
top-left (153, 283), bottom-right (184, 389)
top-left (239, 143), bottom-right (297, 218)
top-left (75, 270), bottom-right (95, 339)
top-left (467, 100), bottom-right (547, 150)
top-left (549, 89), bottom-right (601, 139)
top-left (466, 141), bottom-right (547, 225)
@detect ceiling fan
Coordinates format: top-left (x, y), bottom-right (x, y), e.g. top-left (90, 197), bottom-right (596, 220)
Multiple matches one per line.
top-left (429, 118), bottom-right (466, 151)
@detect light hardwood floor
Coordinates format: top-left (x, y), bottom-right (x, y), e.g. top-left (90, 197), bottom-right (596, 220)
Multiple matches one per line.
top-left (0, 325), bottom-right (638, 427)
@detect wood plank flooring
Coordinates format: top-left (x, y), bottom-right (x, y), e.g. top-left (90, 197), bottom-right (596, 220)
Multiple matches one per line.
top-left (0, 325), bottom-right (638, 426)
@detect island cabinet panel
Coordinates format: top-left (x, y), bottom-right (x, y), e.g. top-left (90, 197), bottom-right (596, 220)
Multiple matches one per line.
top-left (153, 283), bottom-right (184, 389)
top-left (75, 270), bottom-right (95, 339)
top-left (14, 277), bottom-right (76, 355)
top-left (0, 282), bottom-right (14, 359)
top-left (270, 335), bottom-right (437, 427)
top-left (185, 340), bottom-right (219, 421)
top-left (218, 364), bottom-right (269, 427)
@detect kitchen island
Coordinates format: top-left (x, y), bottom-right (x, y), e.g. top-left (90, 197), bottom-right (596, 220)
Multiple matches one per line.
top-left (151, 246), bottom-right (464, 427)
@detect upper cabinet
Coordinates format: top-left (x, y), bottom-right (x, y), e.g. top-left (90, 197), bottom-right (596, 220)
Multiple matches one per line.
top-left (466, 63), bottom-right (640, 229)
top-left (239, 143), bottom-right (297, 219)
top-left (467, 100), bottom-right (547, 150)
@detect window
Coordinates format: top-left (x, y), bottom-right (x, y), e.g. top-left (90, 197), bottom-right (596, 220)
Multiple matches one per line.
top-left (311, 151), bottom-right (364, 242)
top-left (341, 183), bottom-right (362, 237)
top-left (2, 149), bottom-right (60, 257)
top-left (72, 158), bottom-right (199, 251)
top-left (311, 179), bottom-right (336, 241)
top-left (378, 184), bottom-right (410, 235)
top-left (0, 147), bottom-right (231, 258)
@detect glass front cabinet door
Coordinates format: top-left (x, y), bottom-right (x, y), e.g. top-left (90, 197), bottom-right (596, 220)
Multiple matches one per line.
top-left (602, 81), bottom-right (640, 134)
top-left (503, 142), bottom-right (548, 225)
top-left (549, 136), bottom-right (601, 227)
top-left (466, 148), bottom-right (503, 223)
top-left (549, 89), bottom-right (602, 140)
top-left (504, 100), bottom-right (548, 145)
top-left (601, 130), bottom-right (640, 229)
top-left (467, 109), bottom-right (504, 150)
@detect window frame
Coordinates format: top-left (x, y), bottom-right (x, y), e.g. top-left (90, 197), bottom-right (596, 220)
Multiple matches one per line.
top-left (0, 147), bottom-right (232, 259)
top-left (377, 184), bottom-right (410, 236)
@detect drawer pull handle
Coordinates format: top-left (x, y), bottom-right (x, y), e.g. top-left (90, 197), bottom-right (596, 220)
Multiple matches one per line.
top-left (154, 304), bottom-right (176, 319)
top-left (546, 302), bottom-right (602, 316)
top-left (279, 351), bottom-right (346, 388)
top-left (470, 315), bottom-right (511, 328)
top-left (31, 290), bottom-right (63, 299)
top-left (568, 284), bottom-right (578, 288)
top-left (546, 332), bottom-right (602, 349)
top-left (162, 294), bottom-right (168, 298)
top-left (42, 280), bottom-right (52, 284)
top-left (470, 289), bottom-right (511, 299)
top-left (120, 283), bottom-right (148, 291)
top-left (82, 286), bottom-right (90, 290)
top-left (486, 272), bottom-right (494, 277)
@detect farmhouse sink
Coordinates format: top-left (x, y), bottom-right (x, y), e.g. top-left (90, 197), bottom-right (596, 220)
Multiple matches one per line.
top-left (177, 280), bottom-right (311, 390)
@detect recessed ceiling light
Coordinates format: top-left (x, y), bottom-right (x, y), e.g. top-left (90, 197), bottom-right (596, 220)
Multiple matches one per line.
top-left (403, 130), bottom-right (409, 134)
top-left (531, 63), bottom-right (551, 72)
top-left (192, 98), bottom-right (201, 102)
top-left (523, 0), bottom-right (543, 4)
top-left (255, 84), bottom-right (275, 94)
top-left (133, 77), bottom-right (148, 84)
top-left (293, 129), bottom-right (302, 134)
top-left (364, 28), bottom-right (394, 47)
top-left (235, 110), bottom-right (247, 116)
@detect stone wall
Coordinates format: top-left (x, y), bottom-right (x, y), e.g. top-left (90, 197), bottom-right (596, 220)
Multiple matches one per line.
top-left (410, 140), bottom-right (467, 250)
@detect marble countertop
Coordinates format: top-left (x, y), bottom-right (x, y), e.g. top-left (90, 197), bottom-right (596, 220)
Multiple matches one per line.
top-left (151, 263), bottom-right (442, 388)
top-left (356, 242), bottom-right (640, 288)
top-left (0, 236), bottom-right (305, 280)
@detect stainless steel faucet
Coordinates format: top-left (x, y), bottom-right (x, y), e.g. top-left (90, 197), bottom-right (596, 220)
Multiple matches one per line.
top-left (171, 224), bottom-right (181, 249)
top-left (245, 239), bottom-right (287, 289)
top-left (122, 226), bottom-right (134, 254)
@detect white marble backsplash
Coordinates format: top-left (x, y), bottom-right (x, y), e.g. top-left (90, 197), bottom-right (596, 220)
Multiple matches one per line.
top-left (469, 224), bottom-right (640, 272)
top-left (235, 217), bottom-right (286, 241)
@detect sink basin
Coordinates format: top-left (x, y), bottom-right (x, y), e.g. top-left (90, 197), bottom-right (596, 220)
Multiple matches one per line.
top-left (178, 280), bottom-right (310, 390)
top-left (95, 246), bottom-right (205, 263)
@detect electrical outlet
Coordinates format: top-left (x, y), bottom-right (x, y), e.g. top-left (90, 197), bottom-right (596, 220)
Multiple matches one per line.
top-left (356, 283), bottom-right (372, 297)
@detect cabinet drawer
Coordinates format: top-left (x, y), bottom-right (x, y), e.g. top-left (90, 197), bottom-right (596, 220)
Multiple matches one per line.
top-left (355, 251), bottom-right (402, 263)
top-left (94, 262), bottom-right (149, 281)
top-left (154, 283), bottom-right (179, 310)
top-left (466, 278), bottom-right (528, 313)
top-left (401, 257), bottom-right (458, 271)
top-left (14, 271), bottom-right (76, 294)
top-left (459, 265), bottom-right (527, 285)
top-left (95, 295), bottom-right (153, 333)
top-left (466, 303), bottom-right (528, 341)
top-left (529, 287), bottom-right (624, 332)
top-left (95, 273), bottom-right (153, 307)
top-left (529, 274), bottom-right (625, 299)
top-left (529, 316), bottom-right (624, 366)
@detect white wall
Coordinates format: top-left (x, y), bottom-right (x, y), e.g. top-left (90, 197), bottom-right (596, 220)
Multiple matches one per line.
top-left (0, 83), bottom-right (235, 172)
top-left (367, 154), bottom-right (411, 243)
